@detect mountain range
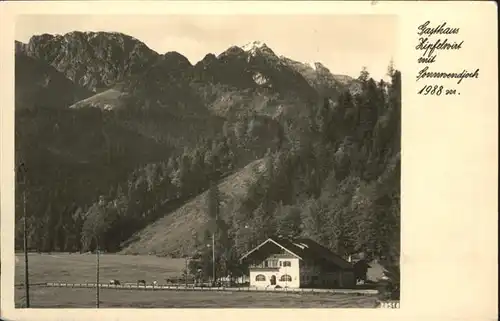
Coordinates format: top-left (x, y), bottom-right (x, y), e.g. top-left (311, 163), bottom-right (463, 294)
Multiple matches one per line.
top-left (14, 31), bottom-right (400, 263)
top-left (16, 33), bottom-right (359, 115)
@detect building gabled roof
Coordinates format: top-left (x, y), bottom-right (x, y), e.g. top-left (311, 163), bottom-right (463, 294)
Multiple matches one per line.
top-left (239, 238), bottom-right (303, 262)
top-left (239, 237), bottom-right (354, 270)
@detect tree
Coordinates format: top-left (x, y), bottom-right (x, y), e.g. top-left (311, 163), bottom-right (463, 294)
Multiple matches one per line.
top-left (246, 153), bottom-right (279, 240)
top-left (358, 66), bottom-right (370, 83)
top-left (67, 207), bottom-right (85, 252)
top-left (316, 97), bottom-right (332, 141)
top-left (388, 70), bottom-right (401, 152)
top-left (386, 59), bottom-right (395, 78)
top-left (177, 151), bottom-right (193, 197)
top-left (40, 204), bottom-right (54, 252)
top-left (234, 120), bottom-right (248, 145)
top-left (275, 203), bottom-right (302, 239)
top-left (300, 198), bottom-right (328, 245)
top-left (207, 181), bottom-right (221, 223)
top-left (80, 198), bottom-right (112, 252)
top-left (200, 180), bottom-right (225, 283)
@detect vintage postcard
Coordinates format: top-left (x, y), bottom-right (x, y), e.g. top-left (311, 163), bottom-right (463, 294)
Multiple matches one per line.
top-left (0, 1), bottom-right (497, 321)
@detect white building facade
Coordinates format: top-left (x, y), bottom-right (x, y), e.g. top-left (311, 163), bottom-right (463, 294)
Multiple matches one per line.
top-left (240, 238), bottom-right (355, 289)
top-left (249, 255), bottom-right (300, 288)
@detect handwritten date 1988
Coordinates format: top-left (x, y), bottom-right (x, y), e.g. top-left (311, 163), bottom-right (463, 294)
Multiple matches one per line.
top-left (418, 85), bottom-right (459, 96)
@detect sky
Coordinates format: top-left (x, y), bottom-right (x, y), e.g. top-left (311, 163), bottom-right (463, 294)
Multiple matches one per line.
top-left (15, 14), bottom-right (398, 81)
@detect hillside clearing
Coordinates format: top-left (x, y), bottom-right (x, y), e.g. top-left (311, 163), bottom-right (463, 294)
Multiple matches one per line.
top-left (121, 158), bottom-right (267, 257)
top-left (69, 88), bottom-right (126, 110)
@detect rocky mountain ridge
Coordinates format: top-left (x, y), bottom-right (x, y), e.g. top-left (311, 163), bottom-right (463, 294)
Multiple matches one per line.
top-left (16, 31), bottom-right (358, 117)
top-left (17, 31), bottom-right (159, 92)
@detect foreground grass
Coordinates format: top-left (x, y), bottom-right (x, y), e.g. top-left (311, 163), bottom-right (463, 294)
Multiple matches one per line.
top-left (15, 253), bottom-right (185, 285)
top-left (15, 286), bottom-right (377, 308)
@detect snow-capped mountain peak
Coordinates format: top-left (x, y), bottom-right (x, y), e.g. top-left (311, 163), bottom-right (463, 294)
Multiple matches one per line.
top-left (241, 40), bottom-right (276, 57)
top-left (241, 40), bottom-right (268, 51)
top-left (307, 62), bottom-right (317, 71)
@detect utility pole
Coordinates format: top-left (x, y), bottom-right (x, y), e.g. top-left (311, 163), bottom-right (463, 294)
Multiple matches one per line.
top-left (212, 233), bottom-right (216, 286)
top-left (23, 187), bottom-right (30, 308)
top-left (96, 240), bottom-right (100, 308)
top-left (185, 256), bottom-right (188, 288)
top-left (19, 162), bottom-right (30, 308)
top-left (207, 181), bottom-right (220, 287)
top-left (213, 192), bottom-right (219, 287)
top-left (95, 195), bottom-right (106, 308)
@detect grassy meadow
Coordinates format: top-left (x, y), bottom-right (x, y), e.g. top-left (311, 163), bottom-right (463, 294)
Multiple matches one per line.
top-left (14, 253), bottom-right (378, 308)
top-left (15, 253), bottom-right (185, 285)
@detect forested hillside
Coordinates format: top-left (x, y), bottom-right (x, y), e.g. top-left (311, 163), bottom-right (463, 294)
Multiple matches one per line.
top-left (14, 32), bottom-right (400, 279)
top-left (124, 67), bottom-right (401, 272)
top-left (15, 105), bottom-right (279, 252)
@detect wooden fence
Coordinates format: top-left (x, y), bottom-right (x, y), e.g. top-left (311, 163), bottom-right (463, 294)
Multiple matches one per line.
top-left (27, 282), bottom-right (378, 295)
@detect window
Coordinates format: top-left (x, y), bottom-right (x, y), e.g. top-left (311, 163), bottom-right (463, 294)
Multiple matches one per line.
top-left (268, 259), bottom-right (279, 267)
top-left (280, 275), bottom-right (292, 282)
top-left (255, 274), bottom-right (266, 281)
top-left (282, 261), bottom-right (291, 267)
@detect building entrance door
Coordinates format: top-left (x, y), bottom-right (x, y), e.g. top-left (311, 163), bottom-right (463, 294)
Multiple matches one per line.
top-left (270, 275), bottom-right (276, 285)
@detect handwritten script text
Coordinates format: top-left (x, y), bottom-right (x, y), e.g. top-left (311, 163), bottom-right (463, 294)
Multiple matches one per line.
top-left (415, 21), bottom-right (479, 96)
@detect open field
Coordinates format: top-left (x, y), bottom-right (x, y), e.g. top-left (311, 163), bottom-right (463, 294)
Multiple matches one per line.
top-left (15, 286), bottom-right (378, 308)
top-left (14, 253), bottom-right (379, 308)
top-left (15, 253), bottom-right (185, 285)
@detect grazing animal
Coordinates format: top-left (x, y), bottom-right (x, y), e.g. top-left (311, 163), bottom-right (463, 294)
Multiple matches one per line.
top-left (109, 279), bottom-right (120, 285)
top-left (137, 279), bottom-right (146, 286)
